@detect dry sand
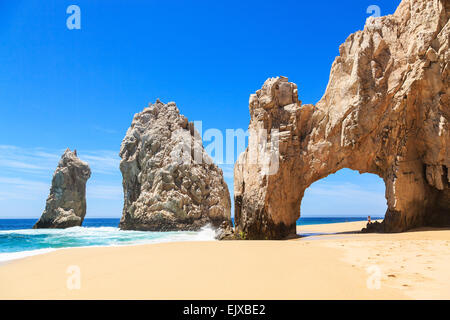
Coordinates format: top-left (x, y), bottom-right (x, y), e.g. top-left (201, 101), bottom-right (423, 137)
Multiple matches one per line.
top-left (0, 221), bottom-right (449, 299)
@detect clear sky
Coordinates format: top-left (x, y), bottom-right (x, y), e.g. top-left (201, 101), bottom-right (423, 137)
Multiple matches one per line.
top-left (0, 0), bottom-right (400, 219)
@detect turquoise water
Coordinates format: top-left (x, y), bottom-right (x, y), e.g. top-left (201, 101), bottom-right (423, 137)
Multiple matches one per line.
top-left (0, 217), bottom-right (379, 262)
top-left (0, 218), bottom-right (121, 230)
top-left (0, 218), bottom-right (217, 262)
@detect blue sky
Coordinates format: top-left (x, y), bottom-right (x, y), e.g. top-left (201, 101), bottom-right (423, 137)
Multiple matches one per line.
top-left (0, 0), bottom-right (400, 219)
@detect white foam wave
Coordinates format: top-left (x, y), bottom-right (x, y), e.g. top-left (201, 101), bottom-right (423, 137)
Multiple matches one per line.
top-left (0, 225), bottom-right (218, 263)
top-left (0, 248), bottom-right (56, 263)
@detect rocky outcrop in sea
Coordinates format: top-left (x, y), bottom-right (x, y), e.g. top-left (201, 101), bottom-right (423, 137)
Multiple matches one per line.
top-left (34, 148), bottom-right (91, 229)
top-left (119, 100), bottom-right (231, 231)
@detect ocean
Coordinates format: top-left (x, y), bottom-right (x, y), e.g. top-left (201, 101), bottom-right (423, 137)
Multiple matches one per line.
top-left (0, 217), bottom-right (377, 262)
top-left (0, 218), bottom-right (217, 262)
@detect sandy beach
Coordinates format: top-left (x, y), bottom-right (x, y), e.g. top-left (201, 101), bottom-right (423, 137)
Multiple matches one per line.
top-left (1, 221), bottom-right (449, 300)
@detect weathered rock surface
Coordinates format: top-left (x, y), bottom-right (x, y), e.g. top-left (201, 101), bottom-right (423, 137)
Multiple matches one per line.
top-left (34, 149), bottom-right (91, 229)
top-left (235, 0), bottom-right (450, 239)
top-left (119, 100), bottom-right (231, 231)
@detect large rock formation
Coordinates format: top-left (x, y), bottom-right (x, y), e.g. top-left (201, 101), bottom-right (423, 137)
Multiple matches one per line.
top-left (235, 0), bottom-right (449, 239)
top-left (119, 100), bottom-right (231, 231)
top-left (34, 149), bottom-right (91, 229)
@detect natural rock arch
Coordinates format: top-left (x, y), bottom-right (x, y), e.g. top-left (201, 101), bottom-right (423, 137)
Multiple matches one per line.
top-left (234, 0), bottom-right (449, 239)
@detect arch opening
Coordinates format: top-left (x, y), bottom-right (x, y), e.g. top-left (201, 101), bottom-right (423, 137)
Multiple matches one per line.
top-left (298, 169), bottom-right (387, 230)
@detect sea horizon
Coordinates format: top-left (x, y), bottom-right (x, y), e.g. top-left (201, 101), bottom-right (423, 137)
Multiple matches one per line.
top-left (0, 216), bottom-right (381, 231)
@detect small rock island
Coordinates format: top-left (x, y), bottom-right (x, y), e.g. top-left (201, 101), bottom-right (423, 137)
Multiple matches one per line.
top-left (34, 148), bottom-right (91, 229)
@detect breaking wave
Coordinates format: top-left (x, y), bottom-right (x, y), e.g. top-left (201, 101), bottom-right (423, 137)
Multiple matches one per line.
top-left (0, 224), bottom-right (218, 262)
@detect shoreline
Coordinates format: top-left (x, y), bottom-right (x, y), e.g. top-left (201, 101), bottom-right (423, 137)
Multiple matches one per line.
top-left (0, 218), bottom-right (373, 263)
top-left (1, 221), bottom-right (449, 299)
top-left (0, 224), bottom-right (222, 263)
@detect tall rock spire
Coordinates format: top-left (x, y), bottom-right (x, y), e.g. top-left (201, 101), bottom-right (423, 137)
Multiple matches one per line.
top-left (119, 100), bottom-right (231, 231)
top-left (34, 148), bottom-right (91, 229)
